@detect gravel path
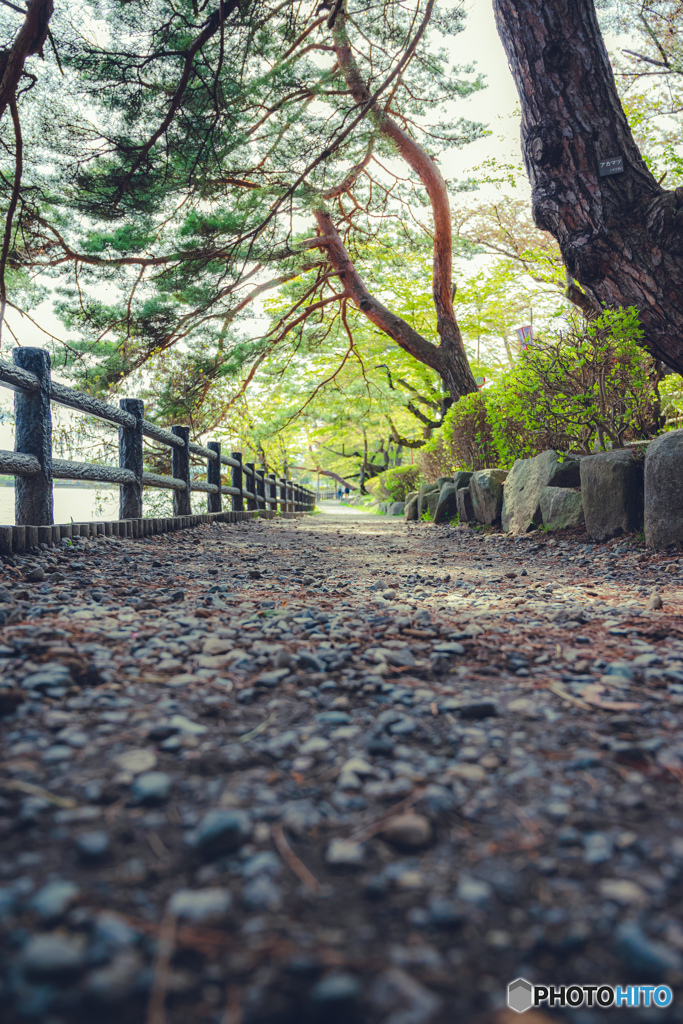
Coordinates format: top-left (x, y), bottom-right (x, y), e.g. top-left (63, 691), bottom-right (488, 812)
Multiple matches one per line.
top-left (1, 513), bottom-right (683, 1023)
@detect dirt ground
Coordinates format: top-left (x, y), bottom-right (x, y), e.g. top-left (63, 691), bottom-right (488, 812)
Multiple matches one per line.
top-left (0, 508), bottom-right (682, 1024)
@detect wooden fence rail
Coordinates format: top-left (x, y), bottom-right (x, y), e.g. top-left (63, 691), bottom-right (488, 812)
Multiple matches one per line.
top-left (0, 347), bottom-right (314, 539)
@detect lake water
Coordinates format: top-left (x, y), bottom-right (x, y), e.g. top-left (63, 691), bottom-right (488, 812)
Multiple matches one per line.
top-left (0, 487), bottom-right (120, 525)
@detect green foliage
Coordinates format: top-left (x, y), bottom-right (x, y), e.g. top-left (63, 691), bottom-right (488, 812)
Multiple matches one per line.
top-left (419, 308), bottom-right (668, 477)
top-left (419, 391), bottom-right (497, 476)
top-left (367, 465), bottom-right (421, 501)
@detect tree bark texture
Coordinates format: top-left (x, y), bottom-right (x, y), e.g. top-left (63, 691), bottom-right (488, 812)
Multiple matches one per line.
top-left (310, 5), bottom-right (478, 401)
top-left (494, 0), bottom-right (683, 372)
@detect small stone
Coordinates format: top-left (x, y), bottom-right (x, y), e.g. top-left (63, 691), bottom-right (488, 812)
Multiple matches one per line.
top-left (583, 832), bottom-right (612, 865)
top-left (243, 876), bottom-right (283, 911)
top-left (615, 921), bottom-right (682, 974)
top-left (507, 697), bottom-right (541, 718)
top-left (76, 830), bottom-right (110, 862)
top-left (646, 593), bottom-right (663, 611)
top-left (449, 763), bottom-right (486, 783)
top-left (21, 933), bottom-right (86, 978)
top-left (31, 880), bottom-right (79, 919)
top-left (380, 813), bottom-right (432, 851)
top-left (86, 950), bottom-right (143, 1003)
top-left (299, 736), bottom-right (330, 758)
top-left (114, 748), bottom-right (157, 775)
top-left (130, 771), bottom-right (172, 806)
top-left (255, 668), bottom-right (289, 688)
top-left (25, 566), bottom-right (46, 583)
top-left (195, 809), bottom-right (252, 857)
top-left (454, 699), bottom-right (498, 719)
top-left (169, 887), bottom-right (232, 923)
top-left (42, 744), bottom-right (73, 763)
top-left (456, 876), bottom-right (493, 903)
top-left (326, 840), bottom-right (365, 868)
top-left (310, 972), bottom-right (361, 1005)
top-left (598, 878), bottom-right (649, 906)
top-left (168, 714), bottom-right (208, 735)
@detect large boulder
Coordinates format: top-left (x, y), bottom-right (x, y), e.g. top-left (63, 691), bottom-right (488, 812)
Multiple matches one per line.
top-left (644, 429), bottom-right (683, 548)
top-left (433, 471), bottom-right (474, 524)
top-left (539, 486), bottom-right (584, 530)
top-left (387, 501), bottom-right (405, 516)
top-left (417, 483), bottom-right (439, 520)
top-left (502, 450), bottom-right (582, 535)
top-left (456, 487), bottom-right (475, 522)
top-left (580, 449), bottom-right (644, 541)
top-left (404, 492), bottom-right (418, 521)
top-left (469, 469), bottom-right (508, 525)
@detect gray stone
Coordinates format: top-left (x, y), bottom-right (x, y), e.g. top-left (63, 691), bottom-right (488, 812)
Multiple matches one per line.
top-left (21, 933), bottom-right (86, 978)
top-left (615, 921), bottom-right (682, 975)
top-left (404, 492), bottom-right (418, 521)
top-left (168, 887), bottom-right (232, 923)
top-left (644, 429), bottom-right (683, 548)
top-left (242, 875), bottom-right (283, 911)
top-left (436, 472), bottom-right (475, 522)
top-left (380, 813), bottom-right (432, 851)
top-left (85, 950), bottom-right (143, 1003)
top-left (370, 967), bottom-right (441, 1023)
top-left (502, 450), bottom-right (581, 534)
top-left (470, 468), bottom-right (508, 524)
top-left (387, 502), bottom-right (405, 516)
top-left (194, 809), bottom-right (252, 857)
top-left (580, 449), bottom-right (644, 541)
top-left (326, 839), bottom-right (365, 867)
top-left (310, 972), bottom-right (361, 1005)
top-left (75, 830), bottom-right (110, 862)
top-left (455, 487), bottom-right (475, 522)
top-left (539, 486), bottom-right (584, 530)
top-left (433, 483), bottom-right (457, 524)
top-left (417, 483), bottom-right (439, 520)
top-left (130, 771), bottom-right (171, 806)
top-left (31, 880), bottom-right (79, 920)
top-left (22, 664), bottom-right (73, 691)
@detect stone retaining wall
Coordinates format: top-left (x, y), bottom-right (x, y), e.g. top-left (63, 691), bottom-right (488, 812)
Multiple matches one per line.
top-left (398, 428), bottom-right (683, 549)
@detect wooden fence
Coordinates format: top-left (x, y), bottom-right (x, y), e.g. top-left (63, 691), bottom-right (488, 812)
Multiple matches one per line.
top-left (0, 347), bottom-right (314, 551)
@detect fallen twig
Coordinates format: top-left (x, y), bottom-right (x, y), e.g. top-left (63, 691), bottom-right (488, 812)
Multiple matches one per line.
top-left (146, 911), bottom-right (177, 1024)
top-left (272, 822), bottom-right (321, 893)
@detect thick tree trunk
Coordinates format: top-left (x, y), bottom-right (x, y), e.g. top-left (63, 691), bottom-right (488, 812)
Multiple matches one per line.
top-left (494, 0), bottom-right (683, 373)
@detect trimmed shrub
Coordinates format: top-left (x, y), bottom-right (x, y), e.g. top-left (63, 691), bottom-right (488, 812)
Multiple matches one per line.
top-left (367, 464), bottom-right (421, 501)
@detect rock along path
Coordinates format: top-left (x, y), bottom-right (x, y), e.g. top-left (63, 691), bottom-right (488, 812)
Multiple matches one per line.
top-left (1, 511), bottom-right (683, 1024)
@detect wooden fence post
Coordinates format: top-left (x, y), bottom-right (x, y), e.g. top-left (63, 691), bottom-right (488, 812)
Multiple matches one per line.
top-left (231, 452), bottom-right (243, 512)
top-left (257, 465), bottom-right (266, 511)
top-left (119, 398), bottom-right (144, 519)
top-left (245, 462), bottom-right (257, 511)
top-left (171, 425), bottom-right (192, 516)
top-left (14, 347), bottom-right (53, 526)
top-left (207, 441), bottom-right (221, 513)
top-left (268, 472), bottom-right (277, 514)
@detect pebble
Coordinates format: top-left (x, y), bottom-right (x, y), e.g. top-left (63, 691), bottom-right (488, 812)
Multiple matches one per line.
top-left (76, 830), bottom-right (110, 861)
top-left (2, 508), bottom-right (683, 1021)
top-left (194, 809), bottom-right (252, 857)
top-left (168, 887), bottom-right (232, 922)
top-left (130, 771), bottom-right (172, 806)
top-left (380, 814), bottom-right (432, 851)
top-left (326, 839), bottom-right (365, 867)
top-left (21, 933), bottom-right (86, 978)
top-left (30, 880), bottom-right (79, 920)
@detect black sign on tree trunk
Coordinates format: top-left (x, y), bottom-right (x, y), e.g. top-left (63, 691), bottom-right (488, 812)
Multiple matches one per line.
top-left (599, 156), bottom-right (624, 177)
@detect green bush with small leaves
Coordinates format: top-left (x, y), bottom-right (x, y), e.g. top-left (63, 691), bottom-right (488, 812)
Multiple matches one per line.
top-left (367, 464), bottom-right (422, 501)
top-left (419, 308), bottom-right (668, 477)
